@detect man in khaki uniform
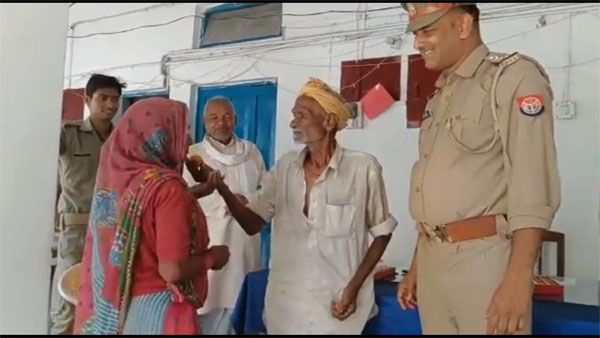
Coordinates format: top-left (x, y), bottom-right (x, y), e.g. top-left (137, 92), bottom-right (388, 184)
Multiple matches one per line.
top-left (50, 74), bottom-right (125, 334)
top-left (396, 3), bottom-right (561, 335)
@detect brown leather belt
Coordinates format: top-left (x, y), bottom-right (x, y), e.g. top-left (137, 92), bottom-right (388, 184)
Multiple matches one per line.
top-left (59, 213), bottom-right (90, 230)
top-left (421, 215), bottom-right (502, 243)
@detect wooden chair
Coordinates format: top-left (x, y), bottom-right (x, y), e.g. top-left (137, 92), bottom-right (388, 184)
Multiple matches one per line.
top-left (537, 230), bottom-right (565, 277)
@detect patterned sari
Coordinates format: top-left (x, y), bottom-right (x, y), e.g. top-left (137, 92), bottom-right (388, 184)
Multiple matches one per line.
top-left (73, 98), bottom-right (208, 334)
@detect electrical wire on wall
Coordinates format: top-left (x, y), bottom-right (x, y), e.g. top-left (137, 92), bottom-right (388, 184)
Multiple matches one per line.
top-left (327, 37), bottom-right (334, 84)
top-left (66, 3), bottom-right (598, 40)
top-left (169, 61), bottom-right (240, 88)
top-left (69, 3), bottom-right (179, 28)
top-left (66, 6), bottom-right (407, 39)
top-left (68, 4), bottom-right (598, 58)
top-left (170, 49), bottom-right (398, 97)
top-left (169, 56), bottom-right (262, 88)
top-left (168, 12), bottom-right (589, 71)
top-left (251, 63), bottom-right (297, 97)
top-left (360, 3), bottom-right (368, 61)
top-left (64, 3), bottom-right (600, 88)
top-left (164, 5), bottom-right (598, 66)
top-left (67, 17), bottom-right (599, 90)
top-left (130, 63), bottom-right (183, 91)
top-left (563, 13), bottom-right (573, 101)
top-left (66, 19), bottom-right (402, 83)
top-left (164, 12), bottom-right (599, 94)
top-left (68, 2), bottom-right (549, 34)
top-left (354, 2), bottom-right (362, 63)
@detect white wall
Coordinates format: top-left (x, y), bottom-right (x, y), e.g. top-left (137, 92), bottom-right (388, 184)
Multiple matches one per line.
top-left (65, 3), bottom-right (600, 281)
top-left (0, 3), bottom-right (69, 334)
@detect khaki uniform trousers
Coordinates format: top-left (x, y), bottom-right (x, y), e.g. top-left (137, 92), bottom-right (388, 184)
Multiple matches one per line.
top-left (49, 213), bottom-right (88, 335)
top-left (415, 221), bottom-right (532, 335)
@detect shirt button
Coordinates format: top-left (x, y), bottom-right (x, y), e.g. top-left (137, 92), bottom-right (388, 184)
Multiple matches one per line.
top-left (423, 154), bottom-right (429, 159)
top-left (416, 188), bottom-right (421, 193)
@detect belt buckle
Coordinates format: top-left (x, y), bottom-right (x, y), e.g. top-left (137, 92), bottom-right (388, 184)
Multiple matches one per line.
top-left (58, 214), bottom-right (65, 232)
top-left (432, 224), bottom-right (452, 243)
top-left (421, 223), bottom-right (449, 243)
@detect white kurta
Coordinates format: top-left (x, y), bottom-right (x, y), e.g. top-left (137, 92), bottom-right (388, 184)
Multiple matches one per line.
top-left (246, 145), bottom-right (398, 334)
top-left (183, 136), bottom-right (267, 314)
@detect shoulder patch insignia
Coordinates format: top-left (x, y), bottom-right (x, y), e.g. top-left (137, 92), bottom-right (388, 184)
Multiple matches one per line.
top-left (487, 52), bottom-right (521, 67)
top-left (500, 52), bottom-right (521, 67)
top-left (517, 94), bottom-right (545, 116)
top-left (486, 52), bottom-right (507, 63)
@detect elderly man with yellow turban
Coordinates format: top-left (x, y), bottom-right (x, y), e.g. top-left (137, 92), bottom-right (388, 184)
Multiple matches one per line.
top-left (212, 78), bottom-right (398, 334)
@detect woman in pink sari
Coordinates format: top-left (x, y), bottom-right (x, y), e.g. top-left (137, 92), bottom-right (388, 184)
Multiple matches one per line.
top-left (73, 98), bottom-right (229, 334)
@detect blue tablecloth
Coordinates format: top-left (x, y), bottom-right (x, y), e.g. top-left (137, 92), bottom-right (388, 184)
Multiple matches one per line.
top-left (231, 269), bottom-right (600, 335)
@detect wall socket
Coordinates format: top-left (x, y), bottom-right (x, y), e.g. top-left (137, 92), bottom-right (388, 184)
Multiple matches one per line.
top-left (554, 100), bottom-right (576, 119)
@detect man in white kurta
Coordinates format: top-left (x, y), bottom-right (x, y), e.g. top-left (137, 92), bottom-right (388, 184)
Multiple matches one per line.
top-left (183, 96), bottom-right (267, 334)
top-left (250, 146), bottom-right (396, 334)
top-left (213, 79), bottom-right (398, 334)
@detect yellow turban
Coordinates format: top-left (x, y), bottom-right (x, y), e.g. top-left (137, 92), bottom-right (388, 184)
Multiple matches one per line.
top-left (298, 78), bottom-right (350, 130)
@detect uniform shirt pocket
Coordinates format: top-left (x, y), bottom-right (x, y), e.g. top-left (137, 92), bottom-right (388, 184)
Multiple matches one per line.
top-left (70, 152), bottom-right (93, 174)
top-left (446, 84), bottom-right (498, 153)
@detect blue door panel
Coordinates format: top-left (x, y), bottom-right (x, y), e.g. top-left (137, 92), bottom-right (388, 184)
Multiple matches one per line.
top-left (255, 93), bottom-right (277, 167)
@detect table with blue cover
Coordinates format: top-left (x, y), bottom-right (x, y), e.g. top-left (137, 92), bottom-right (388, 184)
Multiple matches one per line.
top-left (231, 269), bottom-right (600, 335)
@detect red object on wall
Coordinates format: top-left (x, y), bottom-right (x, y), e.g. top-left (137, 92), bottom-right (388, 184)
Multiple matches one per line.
top-left (406, 55), bottom-right (441, 128)
top-left (62, 88), bottom-right (85, 122)
top-left (360, 83), bottom-right (395, 120)
top-left (340, 56), bottom-right (401, 103)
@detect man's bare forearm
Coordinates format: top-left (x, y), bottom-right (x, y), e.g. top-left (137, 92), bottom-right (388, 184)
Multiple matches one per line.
top-left (185, 160), bottom-right (213, 183)
top-left (158, 251), bottom-right (213, 284)
top-left (189, 183), bottom-right (215, 199)
top-left (347, 234), bottom-right (392, 291)
top-left (409, 233), bottom-right (421, 271)
top-left (197, 163), bottom-right (213, 182)
top-left (505, 228), bottom-right (544, 278)
top-left (216, 183), bottom-right (265, 236)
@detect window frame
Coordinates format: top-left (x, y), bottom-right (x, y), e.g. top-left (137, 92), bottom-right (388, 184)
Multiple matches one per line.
top-left (199, 2), bottom-right (283, 48)
top-left (120, 88), bottom-right (170, 115)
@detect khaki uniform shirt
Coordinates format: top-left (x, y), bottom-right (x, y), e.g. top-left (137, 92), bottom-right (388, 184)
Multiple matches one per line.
top-left (409, 44), bottom-right (561, 232)
top-left (57, 118), bottom-right (109, 215)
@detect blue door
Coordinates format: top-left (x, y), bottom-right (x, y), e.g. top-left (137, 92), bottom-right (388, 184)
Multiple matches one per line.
top-left (121, 88), bottom-right (170, 114)
top-left (196, 81), bottom-right (277, 268)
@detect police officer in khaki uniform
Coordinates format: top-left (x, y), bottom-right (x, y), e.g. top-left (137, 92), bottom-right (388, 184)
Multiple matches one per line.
top-left (50, 74), bottom-right (125, 334)
top-left (396, 3), bottom-right (561, 335)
